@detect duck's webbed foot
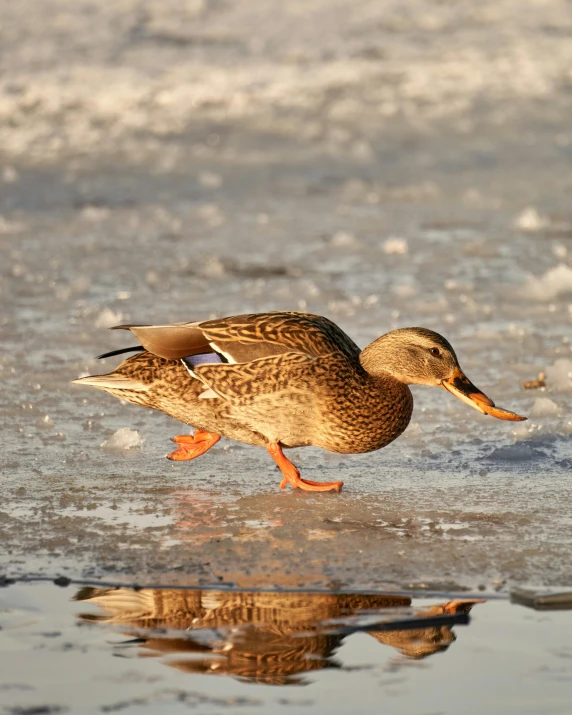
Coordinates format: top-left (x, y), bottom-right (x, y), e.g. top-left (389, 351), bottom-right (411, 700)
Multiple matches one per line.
top-left (266, 442), bottom-right (343, 493)
top-left (167, 430), bottom-right (220, 461)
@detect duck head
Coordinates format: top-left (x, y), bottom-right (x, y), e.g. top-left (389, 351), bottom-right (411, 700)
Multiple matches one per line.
top-left (360, 328), bottom-right (526, 421)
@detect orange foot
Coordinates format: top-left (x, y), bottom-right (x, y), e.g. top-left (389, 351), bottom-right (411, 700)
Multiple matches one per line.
top-left (167, 430), bottom-right (221, 461)
top-left (266, 442), bottom-right (343, 493)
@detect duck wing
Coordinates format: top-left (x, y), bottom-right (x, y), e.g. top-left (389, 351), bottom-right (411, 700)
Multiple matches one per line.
top-left (111, 320), bottom-right (212, 359)
top-left (112, 311), bottom-right (360, 363)
top-left (192, 351), bottom-right (315, 402)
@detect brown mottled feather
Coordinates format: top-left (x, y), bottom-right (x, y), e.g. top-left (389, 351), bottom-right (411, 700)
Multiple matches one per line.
top-left (199, 312), bottom-right (361, 361)
top-left (75, 311), bottom-right (416, 453)
top-left (114, 312), bottom-right (361, 363)
top-left (111, 321), bottom-right (210, 359)
top-left (76, 311), bottom-right (524, 466)
top-left (91, 346), bottom-right (413, 452)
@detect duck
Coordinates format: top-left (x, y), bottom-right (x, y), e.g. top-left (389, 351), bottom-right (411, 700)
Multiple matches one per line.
top-left (73, 311), bottom-right (526, 493)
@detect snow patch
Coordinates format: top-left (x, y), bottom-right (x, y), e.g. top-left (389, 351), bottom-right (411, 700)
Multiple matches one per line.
top-left (101, 428), bottom-right (144, 451)
top-left (511, 422), bottom-right (532, 441)
top-left (95, 308), bottom-right (124, 329)
top-left (382, 237), bottom-right (408, 255)
top-left (393, 282), bottom-right (417, 298)
top-left (37, 415), bottom-right (55, 430)
top-left (529, 397), bottom-right (562, 418)
top-left (404, 421), bottom-right (423, 438)
top-left (546, 359), bottom-right (572, 391)
top-left (330, 230), bottom-right (357, 247)
top-left (514, 207), bottom-right (549, 232)
top-left (522, 263), bottom-right (572, 301)
top-left (198, 171), bottom-right (222, 188)
top-left (552, 243), bottom-right (568, 260)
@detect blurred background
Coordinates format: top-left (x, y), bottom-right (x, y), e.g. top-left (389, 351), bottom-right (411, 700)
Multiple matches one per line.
top-left (1, 0), bottom-right (572, 591)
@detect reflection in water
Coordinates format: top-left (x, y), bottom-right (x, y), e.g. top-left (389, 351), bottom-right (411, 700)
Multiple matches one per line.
top-left (75, 588), bottom-right (483, 685)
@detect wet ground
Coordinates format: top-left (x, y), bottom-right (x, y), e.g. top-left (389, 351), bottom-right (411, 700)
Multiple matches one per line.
top-left (1, 0), bottom-right (572, 710)
top-left (2, 582), bottom-right (572, 715)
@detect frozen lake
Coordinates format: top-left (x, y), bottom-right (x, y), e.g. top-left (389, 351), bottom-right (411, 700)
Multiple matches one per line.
top-left (2, 2), bottom-right (572, 712)
top-left (1, 0), bottom-right (572, 601)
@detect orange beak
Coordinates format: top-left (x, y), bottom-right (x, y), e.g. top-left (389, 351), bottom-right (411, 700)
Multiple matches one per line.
top-left (441, 368), bottom-right (527, 422)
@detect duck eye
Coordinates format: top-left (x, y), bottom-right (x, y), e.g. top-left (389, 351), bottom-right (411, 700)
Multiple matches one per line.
top-left (430, 347), bottom-right (441, 357)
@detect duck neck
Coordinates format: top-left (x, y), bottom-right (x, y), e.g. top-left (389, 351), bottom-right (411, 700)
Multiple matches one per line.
top-left (359, 340), bottom-right (410, 384)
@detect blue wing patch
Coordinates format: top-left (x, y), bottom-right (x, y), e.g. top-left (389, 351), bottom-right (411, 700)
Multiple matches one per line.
top-left (182, 353), bottom-right (223, 368)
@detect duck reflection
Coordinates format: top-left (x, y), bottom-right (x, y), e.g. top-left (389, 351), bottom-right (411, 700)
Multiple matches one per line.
top-left (75, 588), bottom-right (483, 685)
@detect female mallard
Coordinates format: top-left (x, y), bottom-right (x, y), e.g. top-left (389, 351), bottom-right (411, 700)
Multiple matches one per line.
top-left (74, 311), bottom-right (525, 493)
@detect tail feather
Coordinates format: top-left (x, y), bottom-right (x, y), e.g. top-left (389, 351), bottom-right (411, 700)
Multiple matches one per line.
top-left (96, 345), bottom-right (144, 360)
top-left (72, 375), bottom-right (149, 391)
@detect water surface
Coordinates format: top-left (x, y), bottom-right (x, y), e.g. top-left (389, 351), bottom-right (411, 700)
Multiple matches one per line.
top-left (1, 583), bottom-right (571, 714)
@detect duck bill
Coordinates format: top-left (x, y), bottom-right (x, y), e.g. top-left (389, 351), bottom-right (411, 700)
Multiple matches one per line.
top-left (441, 367), bottom-right (495, 415)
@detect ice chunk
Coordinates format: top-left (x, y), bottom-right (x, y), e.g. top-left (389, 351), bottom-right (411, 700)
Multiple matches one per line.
top-left (82, 205), bottom-right (110, 221)
top-left (95, 308), bottom-right (124, 329)
top-left (511, 422), bottom-right (531, 441)
top-left (404, 422), bottom-right (422, 438)
top-left (2, 165), bottom-right (18, 183)
top-left (522, 264), bottom-right (572, 301)
top-left (487, 443), bottom-right (547, 461)
top-left (146, 269), bottom-right (159, 286)
top-left (545, 358), bottom-right (572, 391)
top-left (198, 171), bottom-right (222, 188)
top-left (382, 237), bottom-right (408, 255)
top-left (37, 415), bottom-right (54, 430)
top-left (529, 397), bottom-right (561, 417)
top-left (197, 203), bottom-right (224, 228)
top-left (393, 283), bottom-right (417, 298)
top-left (330, 231), bottom-right (357, 247)
top-left (514, 207), bottom-right (549, 232)
top-left (101, 428), bottom-right (144, 451)
top-left (199, 255), bottom-right (227, 277)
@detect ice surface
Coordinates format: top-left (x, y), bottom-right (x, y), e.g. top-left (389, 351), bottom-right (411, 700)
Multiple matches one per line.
top-left (1, 0), bottom-right (572, 594)
top-left (101, 429), bottom-right (144, 451)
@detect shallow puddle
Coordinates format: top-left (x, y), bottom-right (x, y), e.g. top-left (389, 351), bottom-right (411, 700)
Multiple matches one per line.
top-left (1, 583), bottom-right (571, 714)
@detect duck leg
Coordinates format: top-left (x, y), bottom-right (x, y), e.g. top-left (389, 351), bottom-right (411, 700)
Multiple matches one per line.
top-left (167, 430), bottom-right (220, 461)
top-left (267, 442), bottom-right (343, 493)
